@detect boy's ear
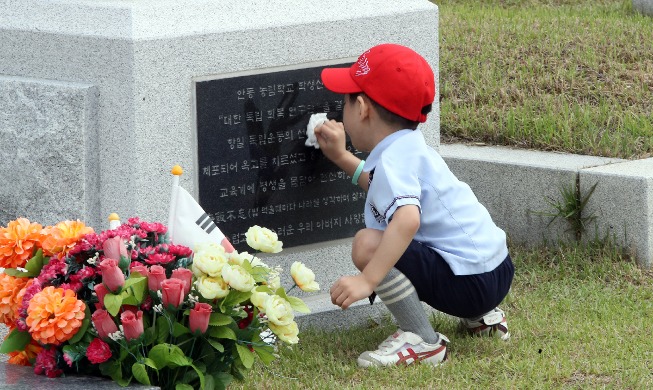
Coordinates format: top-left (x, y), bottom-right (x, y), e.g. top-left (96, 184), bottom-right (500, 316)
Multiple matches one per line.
top-left (357, 94), bottom-right (370, 120)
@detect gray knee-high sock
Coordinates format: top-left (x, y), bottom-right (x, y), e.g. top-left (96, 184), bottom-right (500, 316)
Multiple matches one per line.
top-left (375, 268), bottom-right (440, 344)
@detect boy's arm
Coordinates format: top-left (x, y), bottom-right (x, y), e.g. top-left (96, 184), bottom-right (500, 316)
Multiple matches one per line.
top-left (314, 120), bottom-right (369, 190)
top-left (330, 204), bottom-right (420, 309)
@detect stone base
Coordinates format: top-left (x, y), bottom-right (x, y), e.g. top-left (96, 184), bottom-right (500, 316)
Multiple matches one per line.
top-left (633, 0), bottom-right (653, 16)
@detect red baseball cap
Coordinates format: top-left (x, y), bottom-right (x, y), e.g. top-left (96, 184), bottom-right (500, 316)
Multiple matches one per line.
top-left (321, 43), bottom-right (435, 123)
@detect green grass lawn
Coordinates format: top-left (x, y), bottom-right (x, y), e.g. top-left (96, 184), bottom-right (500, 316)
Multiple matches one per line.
top-left (438, 0), bottom-right (653, 159)
top-left (231, 242), bottom-right (653, 389)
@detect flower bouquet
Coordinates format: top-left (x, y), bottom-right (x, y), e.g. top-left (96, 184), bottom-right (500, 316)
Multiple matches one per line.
top-left (0, 217), bottom-right (320, 389)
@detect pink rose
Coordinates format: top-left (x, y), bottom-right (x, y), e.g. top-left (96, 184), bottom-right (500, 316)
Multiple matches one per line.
top-left (91, 309), bottom-right (118, 340)
top-left (120, 310), bottom-right (144, 341)
top-left (130, 262), bottom-right (149, 278)
top-left (99, 258), bottom-right (125, 293)
top-left (103, 236), bottom-right (129, 263)
top-left (148, 265), bottom-right (166, 291)
top-left (189, 302), bottom-right (212, 334)
top-left (86, 338), bottom-right (112, 364)
top-left (161, 278), bottom-right (185, 309)
top-left (94, 283), bottom-right (109, 308)
top-left (171, 268), bottom-right (193, 296)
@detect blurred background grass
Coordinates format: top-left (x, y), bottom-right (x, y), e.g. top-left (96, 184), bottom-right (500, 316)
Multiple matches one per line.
top-left (438, 0), bottom-right (652, 159)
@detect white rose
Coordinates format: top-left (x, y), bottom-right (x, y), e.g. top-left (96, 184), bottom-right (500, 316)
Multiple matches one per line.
top-left (228, 251), bottom-right (268, 269)
top-left (264, 295), bottom-right (294, 326)
top-left (290, 261), bottom-right (320, 292)
top-left (268, 321), bottom-right (299, 344)
top-left (221, 264), bottom-right (255, 292)
top-left (192, 242), bottom-right (228, 277)
top-left (250, 289), bottom-right (271, 312)
top-left (245, 225), bottom-right (283, 253)
top-left (266, 275), bottom-right (281, 291)
top-left (196, 275), bottom-right (230, 300)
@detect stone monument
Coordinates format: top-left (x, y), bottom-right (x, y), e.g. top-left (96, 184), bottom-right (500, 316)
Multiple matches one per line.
top-left (0, 0), bottom-right (440, 355)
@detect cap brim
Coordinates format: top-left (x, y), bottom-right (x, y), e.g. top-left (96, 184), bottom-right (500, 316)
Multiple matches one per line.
top-left (321, 67), bottom-right (362, 94)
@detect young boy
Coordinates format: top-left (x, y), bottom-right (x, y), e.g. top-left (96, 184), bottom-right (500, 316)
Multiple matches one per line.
top-left (314, 43), bottom-right (514, 368)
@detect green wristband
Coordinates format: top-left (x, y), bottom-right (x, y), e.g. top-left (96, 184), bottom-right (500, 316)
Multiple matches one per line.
top-left (351, 160), bottom-right (365, 185)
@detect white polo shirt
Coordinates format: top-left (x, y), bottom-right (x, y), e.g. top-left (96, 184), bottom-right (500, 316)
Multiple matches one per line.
top-left (363, 129), bottom-right (508, 276)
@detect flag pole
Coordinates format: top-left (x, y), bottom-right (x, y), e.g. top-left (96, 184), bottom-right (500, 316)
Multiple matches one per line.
top-left (168, 165), bottom-right (183, 240)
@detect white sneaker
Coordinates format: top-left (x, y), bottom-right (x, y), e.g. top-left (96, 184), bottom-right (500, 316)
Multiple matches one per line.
top-left (459, 307), bottom-right (510, 340)
top-left (357, 329), bottom-right (448, 368)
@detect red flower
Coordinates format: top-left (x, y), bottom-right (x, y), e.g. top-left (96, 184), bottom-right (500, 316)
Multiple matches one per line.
top-left (168, 245), bottom-right (192, 258)
top-left (120, 310), bottom-right (144, 341)
top-left (91, 309), bottom-right (118, 340)
top-left (70, 266), bottom-right (95, 283)
top-left (140, 295), bottom-right (153, 311)
top-left (145, 252), bottom-right (175, 265)
top-left (238, 305), bottom-right (254, 329)
top-left (171, 268), bottom-right (193, 296)
top-left (189, 302), bottom-right (212, 334)
top-left (34, 349), bottom-right (63, 378)
top-left (99, 258), bottom-right (125, 292)
top-left (161, 278), bottom-right (185, 309)
top-left (140, 221), bottom-right (167, 234)
top-left (86, 338), bottom-right (112, 364)
top-left (147, 265), bottom-right (166, 291)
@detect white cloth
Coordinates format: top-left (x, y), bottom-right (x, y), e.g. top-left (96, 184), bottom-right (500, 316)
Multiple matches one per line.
top-left (305, 113), bottom-right (328, 149)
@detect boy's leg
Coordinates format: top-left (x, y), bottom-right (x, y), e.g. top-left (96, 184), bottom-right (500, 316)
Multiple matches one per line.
top-left (352, 229), bottom-right (439, 343)
top-left (374, 267), bottom-right (440, 344)
top-left (352, 229), bottom-right (447, 367)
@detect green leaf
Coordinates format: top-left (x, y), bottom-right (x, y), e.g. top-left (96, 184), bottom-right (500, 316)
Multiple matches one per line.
top-left (149, 343), bottom-right (191, 369)
top-left (143, 357), bottom-right (159, 370)
top-left (156, 316), bottom-right (171, 344)
top-left (172, 322), bottom-right (190, 337)
top-left (209, 312), bottom-right (233, 327)
top-left (123, 276), bottom-right (147, 303)
top-left (100, 360), bottom-right (122, 382)
top-left (0, 328), bottom-right (31, 353)
top-left (176, 385), bottom-right (194, 390)
top-left (207, 339), bottom-right (224, 352)
top-left (68, 305), bottom-right (92, 344)
top-left (212, 372), bottom-right (232, 390)
top-left (219, 290), bottom-right (251, 312)
top-left (104, 293), bottom-right (123, 316)
top-left (235, 344), bottom-right (255, 369)
top-left (190, 363), bottom-right (206, 389)
top-left (286, 296), bottom-right (310, 314)
top-left (132, 363), bottom-right (151, 385)
top-left (2, 268), bottom-right (30, 278)
top-left (253, 344), bottom-right (277, 365)
top-left (24, 249), bottom-right (45, 276)
top-left (204, 374), bottom-right (216, 390)
top-left (208, 326), bottom-right (236, 340)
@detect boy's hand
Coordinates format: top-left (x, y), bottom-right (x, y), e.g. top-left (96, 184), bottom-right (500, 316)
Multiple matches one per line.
top-left (330, 274), bottom-right (374, 310)
top-left (314, 120), bottom-right (347, 164)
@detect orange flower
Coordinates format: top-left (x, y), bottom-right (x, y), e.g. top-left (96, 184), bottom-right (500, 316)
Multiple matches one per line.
top-left (0, 274), bottom-right (29, 326)
top-left (41, 220), bottom-right (94, 256)
top-left (0, 218), bottom-right (44, 269)
top-left (26, 286), bottom-right (86, 345)
top-left (6, 335), bottom-right (42, 366)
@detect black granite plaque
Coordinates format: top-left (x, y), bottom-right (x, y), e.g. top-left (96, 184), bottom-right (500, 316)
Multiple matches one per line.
top-left (195, 64), bottom-right (366, 251)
